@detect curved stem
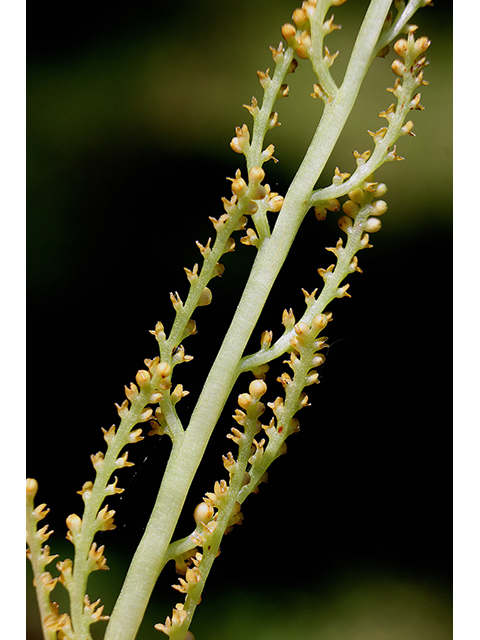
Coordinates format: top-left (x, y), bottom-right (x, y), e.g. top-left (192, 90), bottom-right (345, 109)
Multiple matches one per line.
top-left (104, 3), bottom-right (392, 638)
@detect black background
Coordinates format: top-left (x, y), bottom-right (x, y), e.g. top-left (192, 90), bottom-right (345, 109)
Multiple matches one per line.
top-left (27, 1), bottom-right (452, 638)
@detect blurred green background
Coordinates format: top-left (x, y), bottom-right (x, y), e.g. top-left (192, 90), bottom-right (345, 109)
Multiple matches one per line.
top-left (27, 1), bottom-right (452, 638)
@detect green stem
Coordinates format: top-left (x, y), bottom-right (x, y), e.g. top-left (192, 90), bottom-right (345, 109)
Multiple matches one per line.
top-left (170, 403), bottom-right (263, 638)
top-left (69, 387), bottom-right (155, 639)
top-left (104, 3), bottom-right (392, 638)
top-left (25, 493), bottom-right (58, 640)
top-left (247, 47), bottom-right (295, 173)
top-left (374, 0), bottom-right (428, 59)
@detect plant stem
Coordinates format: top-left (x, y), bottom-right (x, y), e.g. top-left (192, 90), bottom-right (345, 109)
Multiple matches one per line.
top-left (105, 3), bottom-right (391, 638)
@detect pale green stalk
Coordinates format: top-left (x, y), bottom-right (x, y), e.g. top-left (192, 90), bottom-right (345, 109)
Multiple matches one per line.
top-left (68, 379), bottom-right (161, 640)
top-left (104, 2), bottom-right (392, 639)
top-left (26, 481), bottom-right (58, 640)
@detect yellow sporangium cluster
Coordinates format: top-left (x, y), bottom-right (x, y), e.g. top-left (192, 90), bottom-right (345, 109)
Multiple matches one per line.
top-left (281, 0), bottom-right (346, 60)
top-left (338, 182), bottom-right (388, 236)
top-left (270, 313), bottom-right (330, 428)
top-left (154, 602), bottom-right (190, 638)
top-left (366, 30), bottom-right (430, 160)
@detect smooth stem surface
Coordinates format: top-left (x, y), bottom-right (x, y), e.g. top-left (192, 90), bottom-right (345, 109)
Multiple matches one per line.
top-left (105, 3), bottom-right (391, 638)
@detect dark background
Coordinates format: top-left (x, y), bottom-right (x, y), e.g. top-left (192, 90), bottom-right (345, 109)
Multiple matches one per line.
top-left (27, 1), bottom-right (452, 638)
